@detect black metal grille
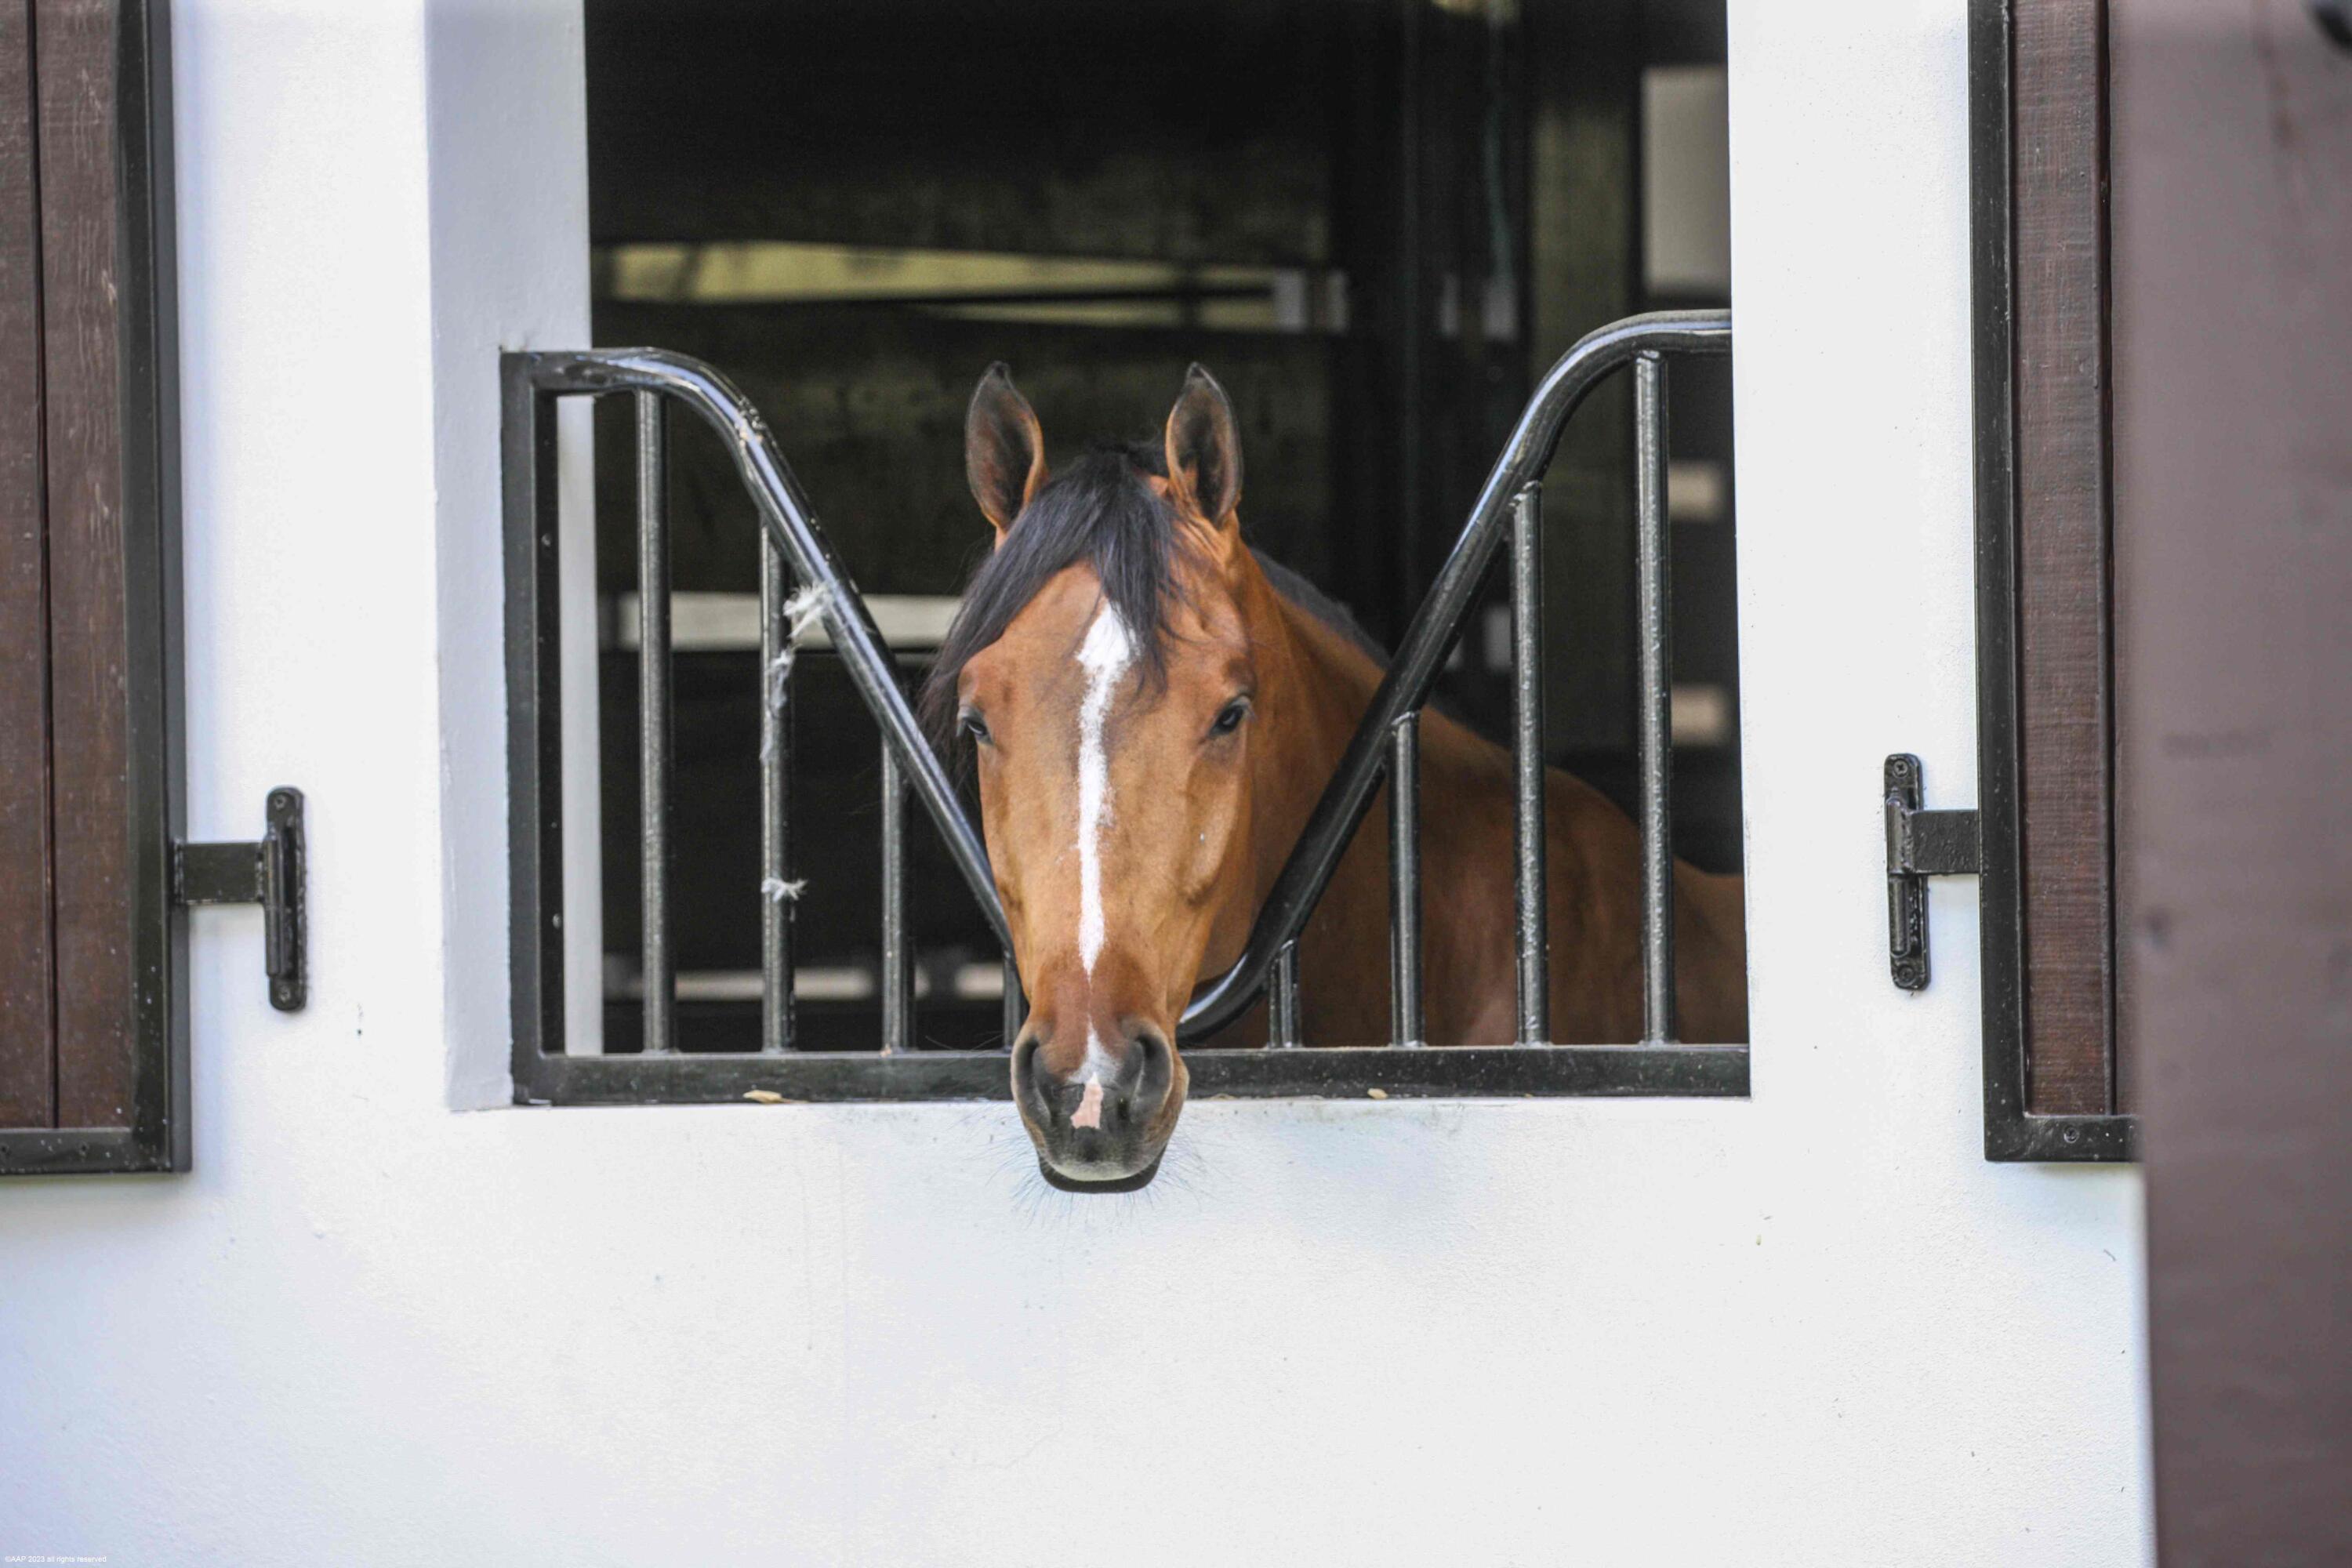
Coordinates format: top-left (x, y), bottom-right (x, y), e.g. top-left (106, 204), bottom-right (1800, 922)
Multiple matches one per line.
top-left (503, 310), bottom-right (1747, 1104)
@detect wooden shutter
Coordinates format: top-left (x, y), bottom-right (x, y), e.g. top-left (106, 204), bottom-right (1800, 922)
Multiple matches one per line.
top-left (0, 0), bottom-right (183, 1174)
top-left (1967, 0), bottom-right (2136, 1158)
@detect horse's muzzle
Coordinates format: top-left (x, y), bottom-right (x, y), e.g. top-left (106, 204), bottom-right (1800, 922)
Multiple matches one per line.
top-left (1011, 1024), bottom-right (1181, 1187)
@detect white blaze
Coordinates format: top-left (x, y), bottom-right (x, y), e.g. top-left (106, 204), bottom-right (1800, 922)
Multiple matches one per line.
top-left (1074, 603), bottom-right (1133, 977)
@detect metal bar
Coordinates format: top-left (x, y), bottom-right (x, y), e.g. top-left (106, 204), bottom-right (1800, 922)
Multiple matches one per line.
top-left (1634, 353), bottom-right (1676, 1044)
top-left (1167, 310), bottom-right (1730, 1040)
top-left (1000, 953), bottom-right (1022, 1051)
top-left (1388, 713), bottom-right (1424, 1046)
top-left (521, 1041), bottom-right (1750, 1107)
top-left (1268, 941), bottom-right (1301, 1047)
top-left (758, 538), bottom-right (796, 1052)
top-left (503, 363), bottom-right (568, 1093)
top-left (1511, 482), bottom-right (1549, 1045)
top-left (174, 843), bottom-right (265, 905)
top-left (880, 738), bottom-right (911, 1054)
top-left (635, 394), bottom-right (675, 1055)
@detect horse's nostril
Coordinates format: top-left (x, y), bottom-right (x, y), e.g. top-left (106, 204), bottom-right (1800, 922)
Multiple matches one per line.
top-left (1010, 1033), bottom-right (1050, 1117)
top-left (1131, 1030), bottom-right (1168, 1077)
top-left (1133, 1030), bottom-right (1173, 1092)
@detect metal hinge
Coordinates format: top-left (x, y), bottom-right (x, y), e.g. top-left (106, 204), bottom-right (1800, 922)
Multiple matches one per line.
top-left (172, 786), bottom-right (307, 1011)
top-left (1884, 754), bottom-right (1980, 992)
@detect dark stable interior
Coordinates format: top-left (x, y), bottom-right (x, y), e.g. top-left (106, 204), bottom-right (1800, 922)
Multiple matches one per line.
top-left (585, 0), bottom-right (1737, 1052)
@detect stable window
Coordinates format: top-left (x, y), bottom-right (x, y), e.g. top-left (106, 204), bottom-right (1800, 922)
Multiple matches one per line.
top-left (507, 0), bottom-right (1751, 1105)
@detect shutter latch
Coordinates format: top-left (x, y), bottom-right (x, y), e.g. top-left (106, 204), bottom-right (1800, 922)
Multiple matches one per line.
top-left (1885, 754), bottom-right (1980, 992)
top-left (172, 786), bottom-right (307, 1011)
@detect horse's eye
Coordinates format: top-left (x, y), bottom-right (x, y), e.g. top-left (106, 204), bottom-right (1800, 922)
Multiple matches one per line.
top-left (1210, 698), bottom-right (1250, 738)
top-left (959, 710), bottom-right (992, 746)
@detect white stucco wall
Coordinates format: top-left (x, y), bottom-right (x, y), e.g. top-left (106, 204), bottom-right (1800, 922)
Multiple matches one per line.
top-left (0, 2), bottom-right (2151, 1563)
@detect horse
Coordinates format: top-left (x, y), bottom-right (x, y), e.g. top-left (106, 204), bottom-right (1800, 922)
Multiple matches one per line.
top-left (920, 363), bottom-right (1749, 1191)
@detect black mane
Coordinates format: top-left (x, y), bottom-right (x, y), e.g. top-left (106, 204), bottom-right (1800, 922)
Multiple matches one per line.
top-left (917, 441), bottom-right (1385, 751)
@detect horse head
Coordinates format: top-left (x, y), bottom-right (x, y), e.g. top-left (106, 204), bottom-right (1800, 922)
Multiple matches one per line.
top-left (924, 364), bottom-right (1285, 1190)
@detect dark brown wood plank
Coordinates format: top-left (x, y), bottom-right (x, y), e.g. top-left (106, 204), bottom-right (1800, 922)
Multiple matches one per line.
top-left (2010, 0), bottom-right (2115, 1116)
top-left (37, 0), bottom-right (129, 1129)
top-left (2110, 3), bottom-right (2352, 1559)
top-left (0, 0), bottom-right (51, 1130)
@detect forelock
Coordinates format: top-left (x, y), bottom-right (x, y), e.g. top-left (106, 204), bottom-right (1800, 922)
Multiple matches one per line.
top-left (918, 441), bottom-right (1198, 752)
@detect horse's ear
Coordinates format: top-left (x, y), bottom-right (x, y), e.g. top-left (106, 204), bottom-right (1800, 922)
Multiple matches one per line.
top-left (1163, 364), bottom-right (1242, 533)
top-left (965, 363), bottom-right (1047, 541)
